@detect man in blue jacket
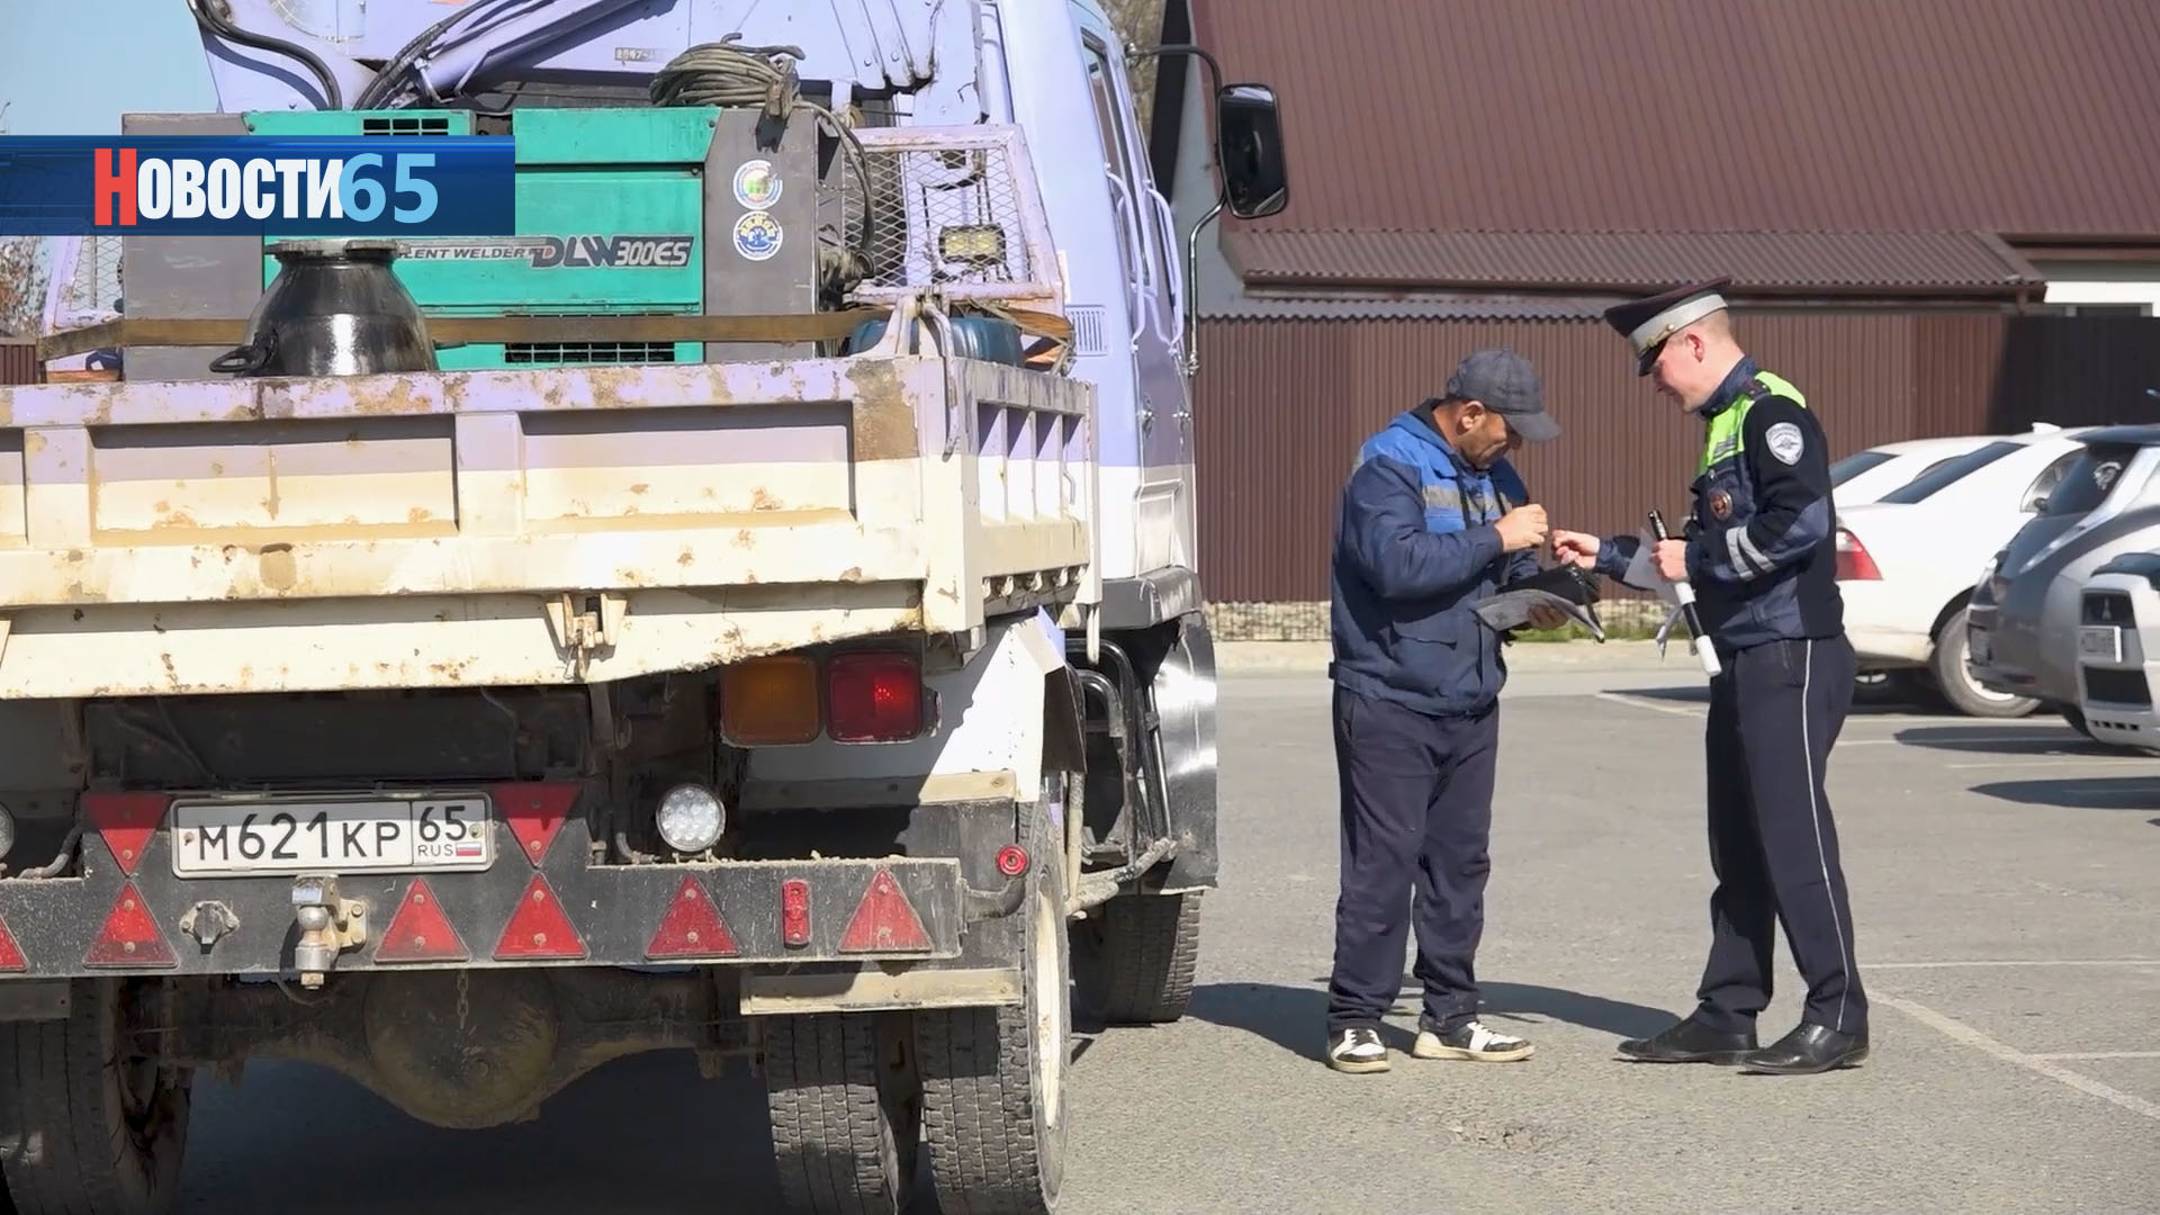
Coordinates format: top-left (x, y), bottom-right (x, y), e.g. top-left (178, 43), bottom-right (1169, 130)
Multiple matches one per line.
top-left (1325, 348), bottom-right (1563, 1074)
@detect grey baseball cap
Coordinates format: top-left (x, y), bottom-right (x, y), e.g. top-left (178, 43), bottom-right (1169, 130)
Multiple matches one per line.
top-left (1445, 348), bottom-right (1559, 442)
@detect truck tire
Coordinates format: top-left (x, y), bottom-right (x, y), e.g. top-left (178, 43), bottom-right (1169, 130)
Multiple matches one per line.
top-left (762, 1012), bottom-right (921, 1215)
top-left (1931, 606), bottom-right (2040, 718)
top-left (916, 812), bottom-right (1068, 1215)
top-left (1072, 892), bottom-right (1201, 1024)
top-left (0, 980), bottom-right (190, 1215)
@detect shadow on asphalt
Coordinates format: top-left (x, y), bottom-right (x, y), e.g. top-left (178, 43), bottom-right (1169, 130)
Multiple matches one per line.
top-left (1188, 981), bottom-right (1675, 1063)
top-left (182, 1053), bottom-right (952, 1214)
top-left (1971, 775), bottom-right (2160, 811)
top-left (1891, 725), bottom-right (2114, 756)
top-left (1620, 683), bottom-right (2004, 720)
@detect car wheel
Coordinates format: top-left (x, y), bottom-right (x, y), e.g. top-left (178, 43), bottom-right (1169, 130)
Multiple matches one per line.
top-left (1932, 606), bottom-right (2040, 718)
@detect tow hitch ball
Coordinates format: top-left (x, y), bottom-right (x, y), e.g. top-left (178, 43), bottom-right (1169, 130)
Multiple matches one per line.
top-left (291, 875), bottom-right (369, 989)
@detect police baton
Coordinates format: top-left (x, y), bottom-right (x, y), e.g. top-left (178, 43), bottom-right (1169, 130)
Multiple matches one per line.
top-left (1649, 509), bottom-right (1722, 678)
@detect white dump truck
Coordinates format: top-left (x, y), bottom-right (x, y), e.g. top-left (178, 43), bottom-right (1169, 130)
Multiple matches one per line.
top-left (0, 1), bottom-right (1290, 1211)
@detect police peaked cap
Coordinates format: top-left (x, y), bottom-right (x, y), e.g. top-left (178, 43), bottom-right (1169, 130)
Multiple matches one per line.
top-left (1603, 278), bottom-right (1733, 376)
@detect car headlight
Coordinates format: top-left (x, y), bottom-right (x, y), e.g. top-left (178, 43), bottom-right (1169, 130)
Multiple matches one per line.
top-left (1978, 554), bottom-right (2007, 603)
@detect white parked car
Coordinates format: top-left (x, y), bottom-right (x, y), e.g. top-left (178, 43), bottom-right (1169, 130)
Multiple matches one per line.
top-left (2073, 553), bottom-right (2160, 750)
top-left (1835, 425), bottom-right (2094, 715)
top-left (1832, 435), bottom-right (1998, 508)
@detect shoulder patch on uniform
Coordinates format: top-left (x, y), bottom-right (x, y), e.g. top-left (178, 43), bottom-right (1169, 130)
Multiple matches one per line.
top-left (1765, 421), bottom-right (1805, 465)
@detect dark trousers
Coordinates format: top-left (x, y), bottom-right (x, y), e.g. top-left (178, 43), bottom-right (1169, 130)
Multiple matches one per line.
top-left (1326, 687), bottom-right (1499, 1035)
top-left (1697, 636), bottom-right (1868, 1035)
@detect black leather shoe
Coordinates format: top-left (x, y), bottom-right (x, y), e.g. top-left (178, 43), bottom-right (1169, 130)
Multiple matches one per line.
top-left (1740, 1023), bottom-right (1869, 1075)
top-left (1616, 1015), bottom-right (1757, 1065)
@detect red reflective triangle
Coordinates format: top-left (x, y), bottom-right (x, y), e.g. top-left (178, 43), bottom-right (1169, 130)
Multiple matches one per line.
top-left (375, 878), bottom-right (471, 964)
top-left (838, 868), bottom-right (932, 954)
top-left (0, 914), bottom-right (26, 973)
top-left (646, 876), bottom-right (740, 960)
top-left (83, 793), bottom-right (170, 878)
top-left (84, 883), bottom-right (178, 969)
top-left (493, 783), bottom-right (575, 867)
top-left (493, 874), bottom-right (587, 961)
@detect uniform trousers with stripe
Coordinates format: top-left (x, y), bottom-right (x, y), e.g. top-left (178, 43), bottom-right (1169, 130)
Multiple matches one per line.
top-left (1695, 635), bottom-right (1868, 1035)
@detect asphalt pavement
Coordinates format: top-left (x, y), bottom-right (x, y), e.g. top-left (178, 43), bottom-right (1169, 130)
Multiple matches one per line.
top-left (175, 646), bottom-right (2160, 1213)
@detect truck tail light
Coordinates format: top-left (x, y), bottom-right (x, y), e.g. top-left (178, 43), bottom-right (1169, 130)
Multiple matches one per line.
top-left (646, 875), bottom-right (740, 960)
top-left (493, 782), bottom-right (576, 866)
top-left (493, 875), bottom-right (588, 961)
top-left (838, 868), bottom-right (932, 953)
top-left (827, 653), bottom-right (924, 742)
top-left (1835, 530), bottom-right (1881, 581)
top-left (780, 879), bottom-right (813, 948)
top-left (376, 878), bottom-right (472, 964)
top-left (84, 884), bottom-right (178, 969)
top-left (0, 912), bottom-right (27, 972)
top-left (721, 657), bottom-right (821, 745)
top-left (82, 792), bottom-right (170, 877)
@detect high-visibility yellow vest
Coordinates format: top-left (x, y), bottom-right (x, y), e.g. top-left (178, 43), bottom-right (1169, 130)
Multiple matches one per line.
top-left (1700, 370), bottom-right (1808, 474)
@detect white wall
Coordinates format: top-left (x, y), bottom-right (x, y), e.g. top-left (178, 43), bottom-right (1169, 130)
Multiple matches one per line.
top-left (2036, 261), bottom-right (2160, 315)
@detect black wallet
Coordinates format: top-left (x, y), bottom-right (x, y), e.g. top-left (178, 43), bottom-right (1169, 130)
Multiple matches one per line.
top-left (1503, 563), bottom-right (1602, 606)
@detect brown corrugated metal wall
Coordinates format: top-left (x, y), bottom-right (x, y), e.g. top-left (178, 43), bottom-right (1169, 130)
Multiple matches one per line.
top-left (1193, 314), bottom-right (2160, 603)
top-left (1192, 0), bottom-right (2160, 238)
top-left (0, 341), bottom-right (37, 386)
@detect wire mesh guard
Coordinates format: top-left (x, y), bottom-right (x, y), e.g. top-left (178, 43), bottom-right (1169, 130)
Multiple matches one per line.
top-left (24, 236), bottom-right (122, 361)
top-left (826, 141), bottom-right (1042, 299)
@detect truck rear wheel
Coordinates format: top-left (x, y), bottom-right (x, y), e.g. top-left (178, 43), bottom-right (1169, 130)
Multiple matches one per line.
top-left (761, 1011), bottom-right (922, 1215)
top-left (916, 813), bottom-right (1068, 1215)
top-left (1073, 892), bottom-right (1202, 1024)
top-left (0, 980), bottom-right (191, 1215)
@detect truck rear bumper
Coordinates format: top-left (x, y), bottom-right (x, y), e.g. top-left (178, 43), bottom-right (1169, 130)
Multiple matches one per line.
top-left (0, 784), bottom-right (1029, 984)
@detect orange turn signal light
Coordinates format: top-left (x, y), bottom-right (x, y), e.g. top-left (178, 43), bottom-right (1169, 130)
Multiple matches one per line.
top-left (721, 656), bottom-right (822, 746)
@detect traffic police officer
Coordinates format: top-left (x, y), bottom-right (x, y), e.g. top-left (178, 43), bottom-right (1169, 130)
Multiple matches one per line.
top-left (1552, 281), bottom-right (1870, 1076)
top-left (1324, 349), bottom-right (1562, 1074)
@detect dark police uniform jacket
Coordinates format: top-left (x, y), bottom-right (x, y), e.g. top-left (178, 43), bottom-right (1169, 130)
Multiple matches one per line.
top-left (1596, 358), bottom-right (1843, 651)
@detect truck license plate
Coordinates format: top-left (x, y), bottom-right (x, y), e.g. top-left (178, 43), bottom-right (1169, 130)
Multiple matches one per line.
top-left (170, 797), bottom-right (494, 877)
top-left (2079, 626), bottom-right (2123, 663)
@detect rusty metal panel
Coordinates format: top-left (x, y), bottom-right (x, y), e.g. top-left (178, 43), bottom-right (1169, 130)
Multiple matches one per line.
top-left (0, 343), bottom-right (36, 387)
top-left (1190, 0), bottom-right (2160, 241)
top-left (1193, 313), bottom-right (2160, 604)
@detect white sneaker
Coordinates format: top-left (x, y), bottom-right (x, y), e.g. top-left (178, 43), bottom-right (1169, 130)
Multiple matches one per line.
top-left (1413, 1018), bottom-right (1535, 1063)
top-left (1326, 1026), bottom-right (1390, 1073)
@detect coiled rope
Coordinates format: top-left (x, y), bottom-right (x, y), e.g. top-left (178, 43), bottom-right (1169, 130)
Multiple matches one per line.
top-left (650, 37), bottom-right (874, 296)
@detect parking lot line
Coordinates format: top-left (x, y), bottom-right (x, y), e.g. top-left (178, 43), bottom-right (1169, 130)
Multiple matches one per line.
top-left (1870, 958), bottom-right (2160, 969)
top-left (2028, 1051), bottom-right (2160, 1061)
top-left (1594, 691), bottom-right (1704, 718)
top-left (1945, 757), bottom-right (2160, 770)
top-left (1879, 994), bottom-right (2160, 1122)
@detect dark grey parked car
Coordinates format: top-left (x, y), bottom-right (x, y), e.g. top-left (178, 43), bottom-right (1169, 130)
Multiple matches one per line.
top-left (1967, 424), bottom-right (2160, 738)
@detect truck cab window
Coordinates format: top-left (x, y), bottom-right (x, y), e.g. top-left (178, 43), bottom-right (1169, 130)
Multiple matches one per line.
top-left (1083, 39), bottom-right (1163, 309)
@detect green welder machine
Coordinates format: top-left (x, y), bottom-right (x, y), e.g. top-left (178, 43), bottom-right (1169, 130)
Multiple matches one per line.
top-left (119, 103), bottom-right (849, 378)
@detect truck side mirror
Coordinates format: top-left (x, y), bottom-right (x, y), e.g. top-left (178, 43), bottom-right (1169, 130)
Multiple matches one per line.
top-left (1216, 83), bottom-right (1288, 219)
